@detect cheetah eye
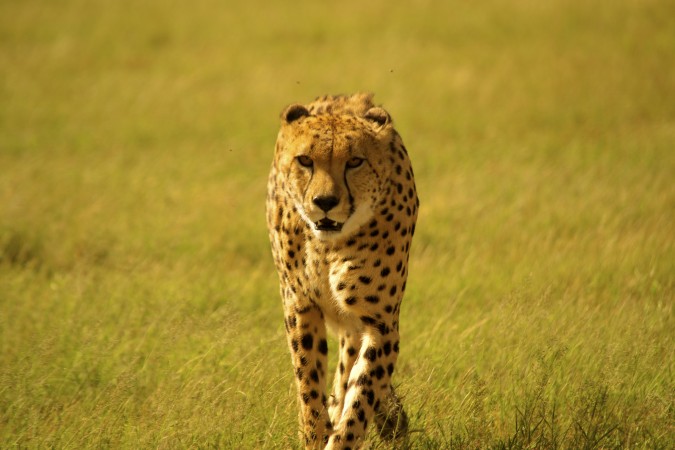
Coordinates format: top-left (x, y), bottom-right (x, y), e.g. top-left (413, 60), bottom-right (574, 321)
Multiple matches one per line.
top-left (346, 157), bottom-right (364, 169)
top-left (296, 155), bottom-right (313, 168)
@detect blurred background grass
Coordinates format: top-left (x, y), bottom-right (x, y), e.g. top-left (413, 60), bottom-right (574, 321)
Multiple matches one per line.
top-left (1, 0), bottom-right (673, 448)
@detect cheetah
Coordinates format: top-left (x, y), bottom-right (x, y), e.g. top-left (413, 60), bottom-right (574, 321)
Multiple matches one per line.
top-left (266, 93), bottom-right (418, 449)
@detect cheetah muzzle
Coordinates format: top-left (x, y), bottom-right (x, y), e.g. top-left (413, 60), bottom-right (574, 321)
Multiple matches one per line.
top-left (266, 93), bottom-right (418, 450)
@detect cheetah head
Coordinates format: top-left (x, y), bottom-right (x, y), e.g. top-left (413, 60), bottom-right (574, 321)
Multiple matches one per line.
top-left (275, 104), bottom-right (394, 241)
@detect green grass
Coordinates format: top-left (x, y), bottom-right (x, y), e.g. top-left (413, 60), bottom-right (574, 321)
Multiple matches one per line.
top-left (1, 0), bottom-right (673, 448)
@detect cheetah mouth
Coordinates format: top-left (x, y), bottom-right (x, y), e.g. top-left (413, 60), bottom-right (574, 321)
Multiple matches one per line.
top-left (315, 218), bottom-right (343, 232)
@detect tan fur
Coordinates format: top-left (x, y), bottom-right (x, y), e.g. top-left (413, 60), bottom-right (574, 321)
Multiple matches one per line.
top-left (266, 94), bottom-right (418, 449)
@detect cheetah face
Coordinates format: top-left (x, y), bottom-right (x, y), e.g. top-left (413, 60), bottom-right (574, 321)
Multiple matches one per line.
top-left (276, 105), bottom-right (393, 241)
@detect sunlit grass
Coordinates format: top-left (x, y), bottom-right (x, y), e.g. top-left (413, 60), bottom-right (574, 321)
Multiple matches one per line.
top-left (1, 0), bottom-right (673, 448)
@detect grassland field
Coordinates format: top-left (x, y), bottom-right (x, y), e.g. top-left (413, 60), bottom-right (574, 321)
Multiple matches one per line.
top-left (1, 0), bottom-right (673, 448)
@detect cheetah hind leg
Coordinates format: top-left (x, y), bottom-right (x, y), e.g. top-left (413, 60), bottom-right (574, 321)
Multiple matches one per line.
top-left (374, 386), bottom-right (409, 440)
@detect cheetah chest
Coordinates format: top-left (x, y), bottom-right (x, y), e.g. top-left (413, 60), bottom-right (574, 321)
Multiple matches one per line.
top-left (301, 221), bottom-right (411, 332)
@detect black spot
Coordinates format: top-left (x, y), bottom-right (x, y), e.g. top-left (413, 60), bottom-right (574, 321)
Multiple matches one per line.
top-left (357, 409), bottom-right (366, 422)
top-left (347, 347), bottom-right (357, 357)
top-left (337, 282), bottom-right (347, 291)
top-left (373, 365), bottom-right (385, 380)
top-left (390, 285), bottom-right (397, 296)
top-left (381, 267), bottom-right (390, 277)
top-left (387, 363), bottom-right (394, 376)
top-left (369, 219), bottom-right (378, 228)
top-left (345, 296), bottom-right (357, 305)
top-left (373, 259), bottom-right (381, 267)
top-left (365, 295), bottom-right (379, 304)
top-left (358, 276), bottom-right (372, 285)
top-left (361, 316), bottom-right (376, 326)
top-left (386, 246), bottom-right (395, 255)
top-left (288, 250), bottom-right (295, 258)
top-left (291, 339), bottom-right (299, 352)
top-left (346, 238), bottom-right (356, 247)
top-left (393, 341), bottom-right (400, 353)
top-left (365, 389), bottom-right (375, 405)
top-left (318, 339), bottom-right (328, 355)
top-left (347, 419), bottom-right (355, 427)
top-left (300, 356), bottom-right (308, 366)
top-left (369, 229), bottom-right (379, 237)
top-left (384, 305), bottom-right (393, 313)
top-left (346, 432), bottom-right (354, 441)
top-left (356, 374), bottom-right (370, 387)
top-left (364, 346), bottom-right (377, 361)
top-left (310, 369), bottom-right (319, 382)
top-left (369, 242), bottom-right (378, 251)
top-left (302, 393), bottom-right (310, 404)
top-left (383, 341), bottom-right (391, 355)
top-left (301, 334), bottom-right (313, 350)
top-left (339, 362), bottom-right (345, 374)
top-left (310, 390), bottom-right (319, 399)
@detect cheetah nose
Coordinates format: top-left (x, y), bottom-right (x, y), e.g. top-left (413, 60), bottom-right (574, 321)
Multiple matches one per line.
top-left (313, 195), bottom-right (339, 212)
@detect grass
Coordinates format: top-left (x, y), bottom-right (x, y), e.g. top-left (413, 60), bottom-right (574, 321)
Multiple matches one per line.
top-left (1, 0), bottom-right (673, 448)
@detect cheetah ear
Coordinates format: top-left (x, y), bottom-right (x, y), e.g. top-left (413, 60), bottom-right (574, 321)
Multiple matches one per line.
top-left (363, 107), bottom-right (391, 130)
top-left (281, 104), bottom-right (310, 124)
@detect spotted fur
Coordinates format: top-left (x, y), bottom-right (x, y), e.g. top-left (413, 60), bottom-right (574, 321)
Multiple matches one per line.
top-left (266, 93), bottom-right (418, 449)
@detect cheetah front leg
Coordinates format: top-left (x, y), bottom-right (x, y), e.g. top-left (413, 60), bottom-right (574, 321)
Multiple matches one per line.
top-left (283, 302), bottom-right (332, 449)
top-left (328, 331), bottom-right (361, 425)
top-left (326, 325), bottom-right (403, 449)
